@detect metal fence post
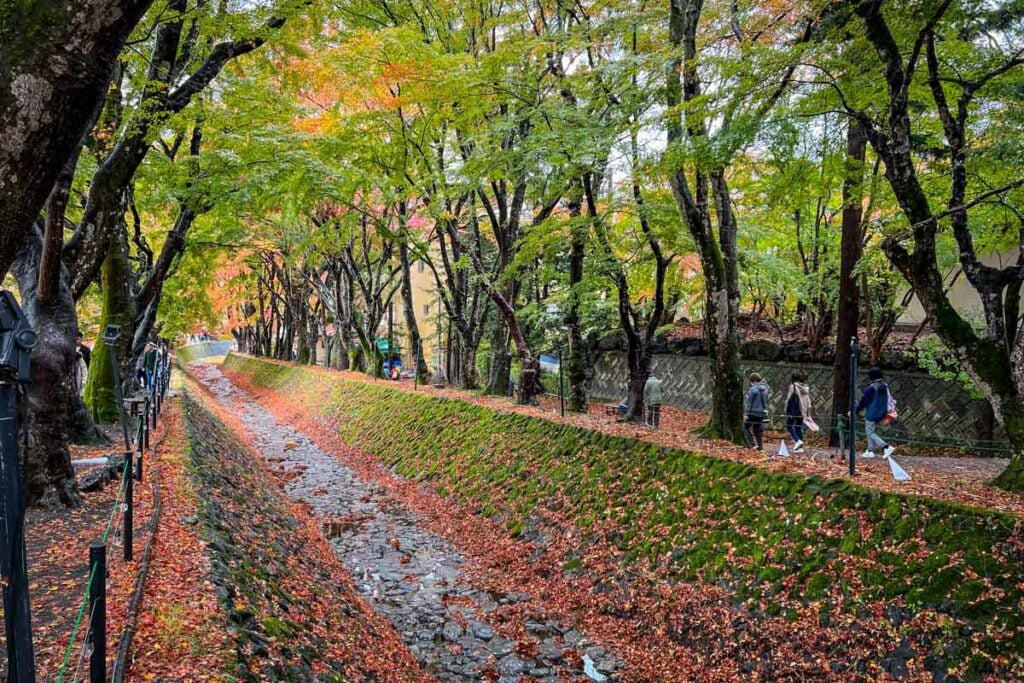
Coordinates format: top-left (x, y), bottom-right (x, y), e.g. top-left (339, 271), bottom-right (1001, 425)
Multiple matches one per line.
top-left (123, 458), bottom-right (133, 562)
top-left (135, 418), bottom-right (144, 484)
top-left (557, 342), bottom-right (565, 417)
top-left (143, 397), bottom-right (150, 452)
top-left (848, 336), bottom-right (858, 476)
top-left (88, 541), bottom-right (106, 683)
top-left (0, 383), bottom-right (36, 683)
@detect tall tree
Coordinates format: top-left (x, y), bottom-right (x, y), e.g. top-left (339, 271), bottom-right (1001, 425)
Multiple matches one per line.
top-left (831, 121), bottom-right (867, 445)
top-left (665, 0), bottom-right (811, 441)
top-left (75, 0), bottom-right (303, 420)
top-left (829, 0), bottom-right (1024, 488)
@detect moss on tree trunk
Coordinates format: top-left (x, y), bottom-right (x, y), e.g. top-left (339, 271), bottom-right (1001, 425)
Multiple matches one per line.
top-left (84, 242), bottom-right (136, 423)
top-left (993, 457), bottom-right (1024, 491)
top-left (993, 405), bottom-right (1024, 491)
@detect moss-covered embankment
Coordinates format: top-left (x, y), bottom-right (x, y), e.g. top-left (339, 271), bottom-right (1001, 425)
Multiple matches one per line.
top-left (176, 340), bottom-right (233, 365)
top-left (223, 354), bottom-right (1024, 679)
top-left (182, 389), bottom-right (424, 682)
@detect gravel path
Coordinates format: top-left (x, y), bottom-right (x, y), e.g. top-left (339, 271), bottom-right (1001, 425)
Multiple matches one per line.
top-left (195, 364), bottom-right (622, 682)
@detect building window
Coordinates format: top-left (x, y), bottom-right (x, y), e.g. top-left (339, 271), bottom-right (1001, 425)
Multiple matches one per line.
top-left (417, 260), bottom-right (425, 273)
top-left (422, 304), bottom-right (430, 316)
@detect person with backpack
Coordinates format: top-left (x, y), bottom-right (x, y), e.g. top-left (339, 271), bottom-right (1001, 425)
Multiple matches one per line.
top-left (785, 373), bottom-right (812, 453)
top-left (855, 367), bottom-right (896, 459)
top-left (744, 373), bottom-right (770, 451)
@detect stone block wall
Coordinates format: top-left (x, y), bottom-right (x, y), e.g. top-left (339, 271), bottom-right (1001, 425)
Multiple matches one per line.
top-left (588, 353), bottom-right (1002, 447)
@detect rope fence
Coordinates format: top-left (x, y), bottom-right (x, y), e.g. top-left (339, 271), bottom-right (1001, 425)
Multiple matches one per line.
top-left (50, 345), bottom-right (172, 683)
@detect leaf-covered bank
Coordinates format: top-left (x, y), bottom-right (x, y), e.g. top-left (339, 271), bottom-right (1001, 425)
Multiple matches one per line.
top-left (181, 388), bottom-right (427, 682)
top-left (129, 394), bottom-right (234, 682)
top-left (223, 354), bottom-right (1024, 680)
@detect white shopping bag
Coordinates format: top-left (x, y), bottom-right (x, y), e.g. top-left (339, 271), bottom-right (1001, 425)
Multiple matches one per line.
top-left (886, 454), bottom-right (911, 482)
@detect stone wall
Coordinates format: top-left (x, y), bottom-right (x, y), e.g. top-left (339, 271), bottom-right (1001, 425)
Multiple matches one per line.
top-left (588, 353), bottom-right (1002, 446)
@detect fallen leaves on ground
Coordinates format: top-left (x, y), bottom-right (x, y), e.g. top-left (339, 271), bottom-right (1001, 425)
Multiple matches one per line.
top-left (128, 397), bottom-right (233, 682)
top-left (2, 426), bottom-right (158, 681)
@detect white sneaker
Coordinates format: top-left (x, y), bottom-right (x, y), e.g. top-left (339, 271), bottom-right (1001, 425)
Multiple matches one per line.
top-left (862, 450), bottom-right (877, 459)
top-left (793, 441), bottom-right (805, 453)
top-left (883, 445), bottom-right (896, 459)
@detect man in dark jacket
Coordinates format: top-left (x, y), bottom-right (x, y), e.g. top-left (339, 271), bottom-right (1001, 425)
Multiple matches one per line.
top-left (744, 373), bottom-right (770, 451)
top-left (76, 331), bottom-right (91, 367)
top-left (856, 367), bottom-right (895, 459)
top-left (143, 342), bottom-right (158, 391)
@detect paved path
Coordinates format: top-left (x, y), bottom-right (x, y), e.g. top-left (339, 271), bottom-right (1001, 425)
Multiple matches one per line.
top-left (195, 365), bottom-right (622, 682)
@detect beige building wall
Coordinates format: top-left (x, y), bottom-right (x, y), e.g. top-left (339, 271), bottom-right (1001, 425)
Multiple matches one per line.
top-left (899, 249), bottom-right (1018, 325)
top-left (391, 252), bottom-right (441, 367)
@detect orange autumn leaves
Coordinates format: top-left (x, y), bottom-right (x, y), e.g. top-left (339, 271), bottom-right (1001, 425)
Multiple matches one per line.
top-left (286, 29), bottom-right (445, 135)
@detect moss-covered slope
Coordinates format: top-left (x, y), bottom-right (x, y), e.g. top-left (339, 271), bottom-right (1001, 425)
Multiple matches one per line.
top-left (223, 354), bottom-right (1024, 678)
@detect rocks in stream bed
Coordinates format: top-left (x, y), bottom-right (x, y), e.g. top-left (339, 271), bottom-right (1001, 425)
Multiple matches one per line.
top-left (196, 363), bottom-right (625, 682)
top-left (182, 393), bottom-right (425, 682)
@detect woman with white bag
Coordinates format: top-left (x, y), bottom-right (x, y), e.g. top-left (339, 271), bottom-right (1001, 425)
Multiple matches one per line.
top-left (785, 373), bottom-right (818, 453)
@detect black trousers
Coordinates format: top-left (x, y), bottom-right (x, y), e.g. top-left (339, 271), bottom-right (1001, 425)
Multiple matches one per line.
top-left (744, 414), bottom-right (764, 449)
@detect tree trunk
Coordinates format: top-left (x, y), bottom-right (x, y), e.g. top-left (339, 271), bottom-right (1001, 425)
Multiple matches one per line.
top-left (459, 339), bottom-right (480, 390)
top-left (0, 0), bottom-right (154, 280)
top-left (565, 198), bottom-right (588, 412)
top-left (701, 281), bottom-right (746, 439)
top-left (398, 240), bottom-right (429, 382)
top-left (232, 328), bottom-right (247, 353)
top-left (486, 317), bottom-right (512, 396)
top-left (831, 120), bottom-right (867, 446)
top-left (623, 338), bottom-right (653, 423)
top-left (295, 297), bottom-right (311, 364)
top-left (994, 421), bottom-right (1024, 489)
top-left (332, 331), bottom-right (349, 369)
top-left (517, 355), bottom-right (540, 405)
top-left (84, 234), bottom-right (137, 423)
top-left (11, 224), bottom-right (83, 507)
top-left (666, 0), bottom-right (744, 443)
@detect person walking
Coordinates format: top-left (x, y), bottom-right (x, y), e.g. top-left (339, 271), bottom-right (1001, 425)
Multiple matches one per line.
top-left (644, 373), bottom-right (664, 428)
top-left (785, 373), bottom-right (812, 453)
top-left (74, 330), bottom-right (91, 395)
top-left (744, 373), bottom-right (770, 451)
top-left (855, 367), bottom-right (895, 459)
top-left (143, 342), bottom-right (158, 391)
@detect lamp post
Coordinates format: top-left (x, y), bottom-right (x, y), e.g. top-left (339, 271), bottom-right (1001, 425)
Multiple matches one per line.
top-left (0, 290), bottom-right (38, 683)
